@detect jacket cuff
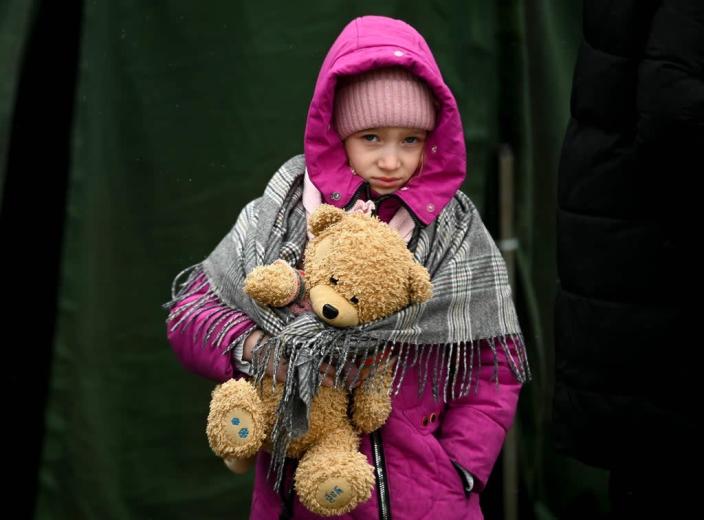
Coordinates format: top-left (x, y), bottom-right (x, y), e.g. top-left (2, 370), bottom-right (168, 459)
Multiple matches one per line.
top-left (229, 326), bottom-right (257, 377)
top-left (451, 459), bottom-right (476, 497)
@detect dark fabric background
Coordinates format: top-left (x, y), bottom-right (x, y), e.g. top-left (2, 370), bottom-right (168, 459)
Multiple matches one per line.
top-left (1, 1), bottom-right (608, 518)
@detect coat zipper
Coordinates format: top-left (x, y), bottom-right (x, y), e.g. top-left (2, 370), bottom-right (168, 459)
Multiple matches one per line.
top-left (278, 458), bottom-right (295, 520)
top-left (370, 429), bottom-right (392, 520)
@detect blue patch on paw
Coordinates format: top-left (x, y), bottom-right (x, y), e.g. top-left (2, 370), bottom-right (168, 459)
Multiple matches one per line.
top-left (231, 417), bottom-right (240, 426)
top-left (239, 428), bottom-right (249, 438)
top-left (325, 486), bottom-right (344, 503)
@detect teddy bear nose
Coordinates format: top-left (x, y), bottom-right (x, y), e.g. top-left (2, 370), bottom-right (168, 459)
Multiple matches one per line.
top-left (322, 304), bottom-right (339, 319)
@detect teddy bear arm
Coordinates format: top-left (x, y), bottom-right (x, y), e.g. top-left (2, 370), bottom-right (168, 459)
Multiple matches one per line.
top-left (244, 259), bottom-right (302, 307)
top-left (350, 382), bottom-right (393, 434)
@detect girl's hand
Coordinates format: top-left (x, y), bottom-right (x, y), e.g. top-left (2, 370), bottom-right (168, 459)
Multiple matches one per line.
top-left (319, 355), bottom-right (398, 388)
top-left (245, 330), bottom-right (398, 387)
top-left (243, 329), bottom-right (288, 383)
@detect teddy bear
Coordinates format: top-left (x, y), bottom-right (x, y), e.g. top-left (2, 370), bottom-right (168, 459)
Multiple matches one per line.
top-left (206, 203), bottom-right (433, 516)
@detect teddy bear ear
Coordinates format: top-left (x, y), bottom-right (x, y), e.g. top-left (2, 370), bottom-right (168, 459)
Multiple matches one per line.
top-left (408, 262), bottom-right (433, 304)
top-left (309, 204), bottom-right (347, 236)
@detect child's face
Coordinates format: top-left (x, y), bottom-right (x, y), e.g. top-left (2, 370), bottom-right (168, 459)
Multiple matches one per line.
top-left (343, 127), bottom-right (427, 195)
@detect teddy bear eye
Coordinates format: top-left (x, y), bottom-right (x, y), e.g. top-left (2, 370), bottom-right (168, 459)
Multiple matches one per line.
top-left (350, 296), bottom-right (359, 304)
top-left (330, 276), bottom-right (338, 285)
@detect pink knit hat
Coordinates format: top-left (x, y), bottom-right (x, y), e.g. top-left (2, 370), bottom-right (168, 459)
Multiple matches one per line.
top-left (333, 66), bottom-right (437, 140)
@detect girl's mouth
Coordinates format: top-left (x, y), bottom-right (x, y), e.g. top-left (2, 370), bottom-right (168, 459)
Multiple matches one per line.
top-left (374, 177), bottom-right (401, 184)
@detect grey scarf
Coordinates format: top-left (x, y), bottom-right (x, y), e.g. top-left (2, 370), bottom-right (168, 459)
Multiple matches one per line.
top-left (164, 154), bottom-right (530, 491)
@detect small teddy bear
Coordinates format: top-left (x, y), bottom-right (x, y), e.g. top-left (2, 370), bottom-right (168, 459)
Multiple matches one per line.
top-left (206, 204), bottom-right (432, 516)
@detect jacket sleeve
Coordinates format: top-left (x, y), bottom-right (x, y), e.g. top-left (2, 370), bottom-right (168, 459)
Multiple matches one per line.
top-left (435, 335), bottom-right (523, 494)
top-left (165, 270), bottom-right (258, 384)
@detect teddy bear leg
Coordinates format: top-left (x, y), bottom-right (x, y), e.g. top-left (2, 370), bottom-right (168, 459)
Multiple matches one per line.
top-left (206, 378), bottom-right (268, 462)
top-left (294, 422), bottom-right (375, 516)
top-left (351, 362), bottom-right (395, 434)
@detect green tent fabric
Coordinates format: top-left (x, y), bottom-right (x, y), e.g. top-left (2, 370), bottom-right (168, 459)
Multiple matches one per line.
top-left (0, 0), bottom-right (37, 201)
top-left (0, 1), bottom-right (606, 518)
top-left (514, 2), bottom-right (611, 517)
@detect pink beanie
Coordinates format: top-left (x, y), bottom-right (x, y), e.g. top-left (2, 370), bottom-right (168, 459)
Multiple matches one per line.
top-left (333, 66), bottom-right (437, 140)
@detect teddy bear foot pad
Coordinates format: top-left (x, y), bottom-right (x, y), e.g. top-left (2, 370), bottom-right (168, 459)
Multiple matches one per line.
top-left (222, 407), bottom-right (256, 447)
top-left (315, 477), bottom-right (355, 510)
top-left (295, 450), bottom-right (375, 516)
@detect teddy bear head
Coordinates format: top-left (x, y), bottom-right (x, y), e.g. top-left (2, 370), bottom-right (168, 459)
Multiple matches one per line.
top-left (303, 204), bottom-right (433, 328)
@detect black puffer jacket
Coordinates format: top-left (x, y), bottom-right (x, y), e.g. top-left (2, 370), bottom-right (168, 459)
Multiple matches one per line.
top-left (553, 0), bottom-right (702, 472)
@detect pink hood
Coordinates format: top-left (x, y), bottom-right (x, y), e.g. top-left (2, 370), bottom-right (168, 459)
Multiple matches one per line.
top-left (303, 15), bottom-right (467, 226)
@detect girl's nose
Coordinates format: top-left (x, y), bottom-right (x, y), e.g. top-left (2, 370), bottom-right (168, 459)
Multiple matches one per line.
top-left (378, 152), bottom-right (401, 170)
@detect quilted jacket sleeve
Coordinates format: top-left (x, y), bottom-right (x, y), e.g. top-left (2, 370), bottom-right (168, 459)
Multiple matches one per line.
top-left (436, 335), bottom-right (523, 493)
top-left (165, 270), bottom-right (258, 384)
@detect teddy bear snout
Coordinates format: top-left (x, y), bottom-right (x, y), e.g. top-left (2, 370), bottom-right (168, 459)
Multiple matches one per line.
top-left (322, 303), bottom-right (339, 319)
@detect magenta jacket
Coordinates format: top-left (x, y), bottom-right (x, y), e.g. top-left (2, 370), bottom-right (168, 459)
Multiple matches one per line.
top-left (166, 15), bottom-right (523, 520)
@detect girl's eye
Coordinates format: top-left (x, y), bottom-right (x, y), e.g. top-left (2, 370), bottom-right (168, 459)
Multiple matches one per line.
top-left (350, 296), bottom-right (359, 304)
top-left (362, 134), bottom-right (378, 142)
top-left (404, 136), bottom-right (420, 144)
top-left (330, 276), bottom-right (338, 285)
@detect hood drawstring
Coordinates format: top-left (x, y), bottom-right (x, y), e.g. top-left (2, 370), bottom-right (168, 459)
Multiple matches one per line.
top-left (365, 185), bottom-right (396, 218)
top-left (349, 181), bottom-right (397, 218)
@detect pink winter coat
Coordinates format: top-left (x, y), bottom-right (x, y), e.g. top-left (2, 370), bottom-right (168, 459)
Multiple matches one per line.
top-left (166, 14), bottom-right (523, 520)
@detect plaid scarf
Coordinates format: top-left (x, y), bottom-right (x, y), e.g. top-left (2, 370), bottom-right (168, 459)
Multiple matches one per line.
top-left (164, 154), bottom-right (530, 491)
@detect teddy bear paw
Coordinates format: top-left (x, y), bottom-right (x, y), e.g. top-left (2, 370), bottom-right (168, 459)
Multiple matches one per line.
top-left (351, 398), bottom-right (392, 434)
top-left (243, 260), bottom-right (301, 307)
top-left (221, 406), bottom-right (258, 448)
top-left (207, 379), bottom-right (266, 459)
top-left (295, 451), bottom-right (375, 516)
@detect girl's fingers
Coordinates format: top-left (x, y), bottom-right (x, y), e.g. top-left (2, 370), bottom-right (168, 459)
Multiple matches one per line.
top-left (320, 362), bottom-right (336, 387)
top-left (268, 354), bottom-right (288, 383)
top-left (319, 362), bottom-right (336, 376)
top-left (268, 356), bottom-right (401, 387)
top-left (342, 361), bottom-right (360, 388)
top-left (353, 355), bottom-right (399, 388)
top-left (275, 363), bottom-right (289, 384)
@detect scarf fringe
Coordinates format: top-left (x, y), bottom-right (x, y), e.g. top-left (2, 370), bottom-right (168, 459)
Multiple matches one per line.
top-left (250, 325), bottom-right (531, 493)
top-left (164, 263), bottom-right (532, 495)
top-left (162, 262), bottom-right (257, 357)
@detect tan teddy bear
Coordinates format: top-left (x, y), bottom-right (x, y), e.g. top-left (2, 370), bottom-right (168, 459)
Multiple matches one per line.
top-left (206, 204), bottom-right (432, 516)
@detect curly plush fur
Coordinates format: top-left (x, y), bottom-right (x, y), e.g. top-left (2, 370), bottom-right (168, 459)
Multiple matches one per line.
top-left (206, 204), bottom-right (432, 516)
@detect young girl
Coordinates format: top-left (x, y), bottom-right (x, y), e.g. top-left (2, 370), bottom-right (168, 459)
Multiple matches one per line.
top-left (163, 15), bottom-right (529, 520)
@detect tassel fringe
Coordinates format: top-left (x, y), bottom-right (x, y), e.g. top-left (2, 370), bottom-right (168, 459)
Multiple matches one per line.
top-left (163, 264), bottom-right (532, 495)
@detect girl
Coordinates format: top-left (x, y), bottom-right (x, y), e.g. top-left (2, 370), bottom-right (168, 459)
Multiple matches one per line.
top-left (163, 15), bottom-right (530, 520)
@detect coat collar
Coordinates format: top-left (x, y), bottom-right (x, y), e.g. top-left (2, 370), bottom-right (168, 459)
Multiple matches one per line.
top-left (302, 167), bottom-right (416, 244)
